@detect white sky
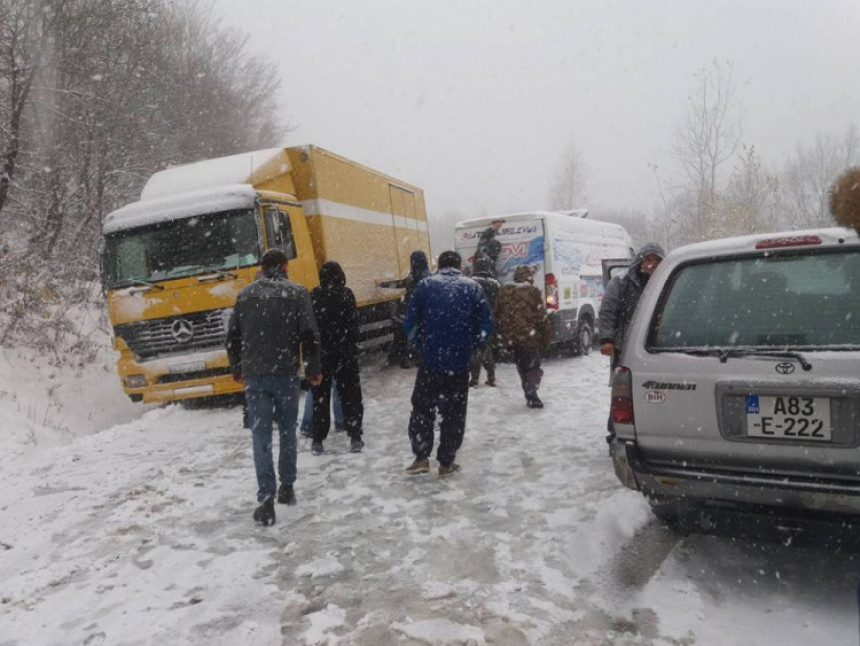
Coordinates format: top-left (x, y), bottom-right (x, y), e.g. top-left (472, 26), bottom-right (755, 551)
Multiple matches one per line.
top-left (210, 0), bottom-right (860, 234)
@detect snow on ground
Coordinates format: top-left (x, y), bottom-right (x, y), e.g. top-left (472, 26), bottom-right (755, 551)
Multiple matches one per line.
top-left (1, 352), bottom-right (859, 645)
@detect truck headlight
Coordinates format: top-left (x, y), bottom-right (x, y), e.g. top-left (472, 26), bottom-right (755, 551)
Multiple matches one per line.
top-left (123, 374), bottom-right (148, 389)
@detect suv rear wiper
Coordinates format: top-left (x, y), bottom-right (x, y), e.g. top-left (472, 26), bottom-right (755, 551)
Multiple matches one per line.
top-left (717, 348), bottom-right (812, 371)
top-left (114, 278), bottom-right (164, 292)
top-left (655, 347), bottom-right (813, 371)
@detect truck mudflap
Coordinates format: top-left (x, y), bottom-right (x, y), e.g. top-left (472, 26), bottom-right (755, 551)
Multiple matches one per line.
top-left (613, 439), bottom-right (860, 515)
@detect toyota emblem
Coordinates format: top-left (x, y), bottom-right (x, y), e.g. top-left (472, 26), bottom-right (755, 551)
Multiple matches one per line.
top-left (774, 362), bottom-right (795, 375)
top-left (171, 319), bottom-right (194, 343)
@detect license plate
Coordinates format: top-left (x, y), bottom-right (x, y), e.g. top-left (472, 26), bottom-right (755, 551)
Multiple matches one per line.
top-left (745, 395), bottom-right (831, 441)
top-left (169, 361), bottom-right (206, 374)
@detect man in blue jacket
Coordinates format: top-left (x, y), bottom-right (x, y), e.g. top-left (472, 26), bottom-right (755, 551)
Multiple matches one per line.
top-left (403, 250), bottom-right (493, 477)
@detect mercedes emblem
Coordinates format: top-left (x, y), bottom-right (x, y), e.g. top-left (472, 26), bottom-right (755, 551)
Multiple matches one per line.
top-left (171, 319), bottom-right (194, 343)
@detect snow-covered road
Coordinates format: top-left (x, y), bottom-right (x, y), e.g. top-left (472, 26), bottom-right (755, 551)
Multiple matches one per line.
top-left (1, 352), bottom-right (858, 645)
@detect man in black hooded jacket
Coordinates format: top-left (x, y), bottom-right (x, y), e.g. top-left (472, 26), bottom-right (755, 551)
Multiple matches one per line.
top-left (310, 261), bottom-right (364, 455)
top-left (598, 242), bottom-right (664, 445)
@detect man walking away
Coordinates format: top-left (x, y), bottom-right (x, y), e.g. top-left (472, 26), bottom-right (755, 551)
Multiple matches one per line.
top-left (598, 243), bottom-right (664, 443)
top-left (310, 261), bottom-right (364, 455)
top-left (493, 265), bottom-right (551, 408)
top-left (403, 250), bottom-right (493, 477)
top-left (469, 255), bottom-right (500, 387)
top-left (227, 249), bottom-right (322, 526)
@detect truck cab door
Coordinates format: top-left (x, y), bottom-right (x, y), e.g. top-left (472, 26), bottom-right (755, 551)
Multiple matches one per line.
top-left (262, 206), bottom-right (297, 259)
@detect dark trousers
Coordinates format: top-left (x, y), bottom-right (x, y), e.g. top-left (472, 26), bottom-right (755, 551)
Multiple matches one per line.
top-left (408, 366), bottom-right (470, 467)
top-left (312, 357), bottom-right (363, 442)
top-left (469, 345), bottom-right (495, 383)
top-left (513, 346), bottom-right (543, 399)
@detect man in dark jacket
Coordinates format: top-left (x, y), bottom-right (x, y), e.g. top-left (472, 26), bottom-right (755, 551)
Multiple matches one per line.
top-left (493, 265), bottom-right (552, 408)
top-left (403, 250), bottom-right (493, 477)
top-left (310, 261), bottom-right (364, 455)
top-left (598, 242), bottom-right (665, 366)
top-left (227, 249), bottom-right (321, 526)
top-left (469, 255), bottom-right (500, 387)
top-left (473, 219), bottom-right (504, 278)
top-left (598, 242), bottom-right (664, 444)
top-left (379, 250), bottom-right (431, 368)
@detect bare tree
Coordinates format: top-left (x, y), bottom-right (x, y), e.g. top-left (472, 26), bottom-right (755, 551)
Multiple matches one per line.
top-left (672, 59), bottom-right (744, 241)
top-left (779, 125), bottom-right (860, 228)
top-left (548, 141), bottom-right (588, 211)
top-left (719, 144), bottom-right (780, 235)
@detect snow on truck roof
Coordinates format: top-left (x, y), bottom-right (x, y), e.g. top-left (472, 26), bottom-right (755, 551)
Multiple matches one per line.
top-left (140, 148), bottom-right (288, 200)
top-left (102, 184), bottom-right (258, 235)
top-left (103, 147), bottom-right (292, 234)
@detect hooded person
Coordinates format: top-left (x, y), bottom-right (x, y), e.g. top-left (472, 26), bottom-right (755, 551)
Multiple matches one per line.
top-left (379, 250), bottom-right (431, 367)
top-left (469, 255), bottom-right (501, 387)
top-left (598, 242), bottom-right (665, 445)
top-left (598, 242), bottom-right (666, 367)
top-left (310, 261), bottom-right (364, 455)
top-left (493, 265), bottom-right (552, 407)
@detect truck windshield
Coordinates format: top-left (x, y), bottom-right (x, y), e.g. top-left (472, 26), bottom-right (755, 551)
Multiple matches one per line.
top-left (649, 248), bottom-right (860, 351)
top-left (103, 209), bottom-right (260, 288)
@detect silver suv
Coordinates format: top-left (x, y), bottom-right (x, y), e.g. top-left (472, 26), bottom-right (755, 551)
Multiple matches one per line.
top-left (610, 227), bottom-right (860, 524)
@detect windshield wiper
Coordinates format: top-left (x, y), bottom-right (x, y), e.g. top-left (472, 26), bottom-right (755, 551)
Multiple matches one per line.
top-left (114, 278), bottom-right (164, 292)
top-left (654, 346), bottom-right (813, 371)
top-left (195, 265), bottom-right (238, 281)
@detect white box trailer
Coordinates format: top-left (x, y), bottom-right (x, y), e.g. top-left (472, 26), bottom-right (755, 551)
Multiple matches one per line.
top-left (455, 210), bottom-right (633, 354)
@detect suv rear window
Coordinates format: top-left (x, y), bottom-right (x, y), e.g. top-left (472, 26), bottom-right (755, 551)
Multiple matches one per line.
top-left (650, 249), bottom-right (860, 350)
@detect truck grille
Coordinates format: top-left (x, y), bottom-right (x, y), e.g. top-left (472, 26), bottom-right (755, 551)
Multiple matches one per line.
top-left (114, 309), bottom-right (231, 360)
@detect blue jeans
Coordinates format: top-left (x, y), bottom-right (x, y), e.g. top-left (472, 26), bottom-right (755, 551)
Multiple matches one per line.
top-left (299, 381), bottom-right (343, 432)
top-left (244, 374), bottom-right (300, 502)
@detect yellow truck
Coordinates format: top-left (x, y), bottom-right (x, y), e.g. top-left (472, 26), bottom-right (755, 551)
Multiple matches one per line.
top-left (101, 146), bottom-right (431, 403)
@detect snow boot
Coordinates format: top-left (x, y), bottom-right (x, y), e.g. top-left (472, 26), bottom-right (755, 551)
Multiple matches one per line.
top-left (438, 463), bottom-right (461, 478)
top-left (349, 438), bottom-right (365, 453)
top-left (526, 395), bottom-right (544, 409)
top-left (311, 442), bottom-right (324, 456)
top-left (277, 484), bottom-right (296, 505)
top-left (405, 458), bottom-right (430, 475)
top-left (253, 497), bottom-right (276, 526)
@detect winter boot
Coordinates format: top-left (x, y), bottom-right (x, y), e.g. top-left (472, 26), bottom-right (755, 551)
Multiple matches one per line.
top-left (253, 497), bottom-right (276, 526)
top-left (438, 463), bottom-right (461, 478)
top-left (485, 371), bottom-right (496, 387)
top-left (311, 442), bottom-right (324, 456)
top-left (349, 438), bottom-right (365, 453)
top-left (526, 395), bottom-right (544, 409)
top-left (405, 458), bottom-right (430, 475)
top-left (277, 484), bottom-right (296, 505)
top-left (468, 377), bottom-right (480, 388)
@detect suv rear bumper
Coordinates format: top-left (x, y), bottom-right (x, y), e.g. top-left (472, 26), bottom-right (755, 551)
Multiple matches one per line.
top-left (612, 439), bottom-right (860, 516)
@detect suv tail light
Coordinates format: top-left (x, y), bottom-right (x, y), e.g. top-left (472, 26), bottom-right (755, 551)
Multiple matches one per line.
top-left (610, 366), bottom-right (634, 425)
top-left (755, 235), bottom-right (822, 249)
top-left (545, 273), bottom-right (559, 310)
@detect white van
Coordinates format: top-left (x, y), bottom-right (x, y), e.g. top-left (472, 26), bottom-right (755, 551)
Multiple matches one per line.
top-left (455, 211), bottom-right (633, 354)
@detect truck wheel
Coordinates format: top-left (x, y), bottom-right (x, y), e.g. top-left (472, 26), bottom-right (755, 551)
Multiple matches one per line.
top-left (571, 319), bottom-right (593, 356)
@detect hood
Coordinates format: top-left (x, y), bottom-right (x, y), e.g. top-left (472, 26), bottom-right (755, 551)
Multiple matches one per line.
top-left (472, 255), bottom-right (494, 277)
top-left (513, 266), bottom-right (533, 284)
top-left (319, 261), bottom-right (346, 291)
top-left (628, 242), bottom-right (665, 275)
top-left (409, 250), bottom-right (430, 282)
